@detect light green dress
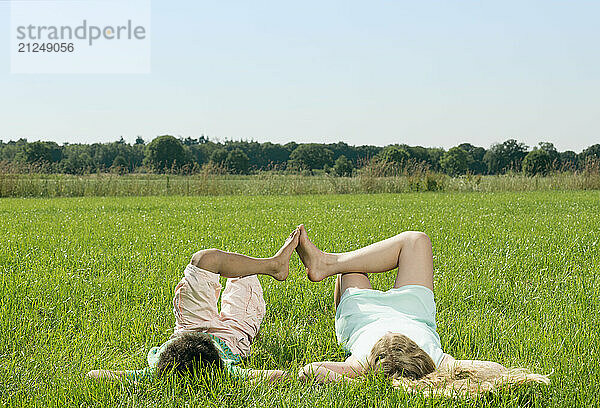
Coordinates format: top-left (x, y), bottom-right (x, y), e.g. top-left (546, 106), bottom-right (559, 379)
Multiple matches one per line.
top-left (335, 285), bottom-right (444, 367)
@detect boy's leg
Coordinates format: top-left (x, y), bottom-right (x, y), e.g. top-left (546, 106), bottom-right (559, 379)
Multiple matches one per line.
top-left (172, 264), bottom-right (222, 334)
top-left (190, 228), bottom-right (299, 281)
top-left (215, 276), bottom-right (267, 356)
top-left (173, 228), bottom-right (298, 336)
top-left (296, 225), bottom-right (434, 291)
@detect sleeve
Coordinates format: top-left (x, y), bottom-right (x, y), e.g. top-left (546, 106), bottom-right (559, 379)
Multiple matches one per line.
top-left (123, 367), bottom-right (154, 382)
top-left (147, 346), bottom-right (163, 368)
top-left (225, 361), bottom-right (252, 379)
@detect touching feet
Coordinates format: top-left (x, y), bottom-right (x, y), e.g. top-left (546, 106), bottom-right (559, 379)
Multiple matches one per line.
top-left (271, 227), bottom-right (300, 281)
top-left (295, 225), bottom-right (331, 282)
top-left (271, 225), bottom-right (333, 282)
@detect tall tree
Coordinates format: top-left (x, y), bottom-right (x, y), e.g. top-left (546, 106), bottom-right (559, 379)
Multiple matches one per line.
top-left (559, 150), bottom-right (577, 169)
top-left (24, 141), bottom-right (62, 164)
top-left (144, 135), bottom-right (189, 171)
top-left (536, 142), bottom-right (560, 169)
top-left (209, 148), bottom-right (228, 166)
top-left (289, 144), bottom-right (334, 170)
top-left (458, 143), bottom-right (487, 174)
top-left (378, 146), bottom-right (410, 166)
top-left (333, 155), bottom-right (353, 177)
top-left (440, 147), bottom-right (472, 176)
top-left (523, 149), bottom-right (551, 175)
top-left (261, 142), bottom-right (290, 169)
top-left (61, 144), bottom-right (94, 174)
top-left (580, 144), bottom-right (600, 164)
top-left (483, 139), bottom-right (528, 174)
top-left (225, 149), bottom-right (250, 174)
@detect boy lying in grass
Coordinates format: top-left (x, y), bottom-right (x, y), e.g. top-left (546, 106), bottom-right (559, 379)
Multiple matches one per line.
top-left (89, 225), bottom-right (549, 398)
top-left (87, 228), bottom-right (301, 382)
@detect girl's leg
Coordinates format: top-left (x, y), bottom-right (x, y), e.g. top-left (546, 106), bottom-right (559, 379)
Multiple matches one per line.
top-left (334, 273), bottom-right (372, 309)
top-left (296, 225), bottom-right (434, 290)
top-left (190, 228), bottom-right (299, 281)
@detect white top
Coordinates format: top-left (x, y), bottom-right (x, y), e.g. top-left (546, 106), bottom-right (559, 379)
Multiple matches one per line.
top-left (335, 285), bottom-right (445, 367)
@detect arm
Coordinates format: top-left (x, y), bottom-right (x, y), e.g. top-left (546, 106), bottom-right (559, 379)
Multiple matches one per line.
top-left (298, 356), bottom-right (367, 384)
top-left (86, 367), bottom-right (152, 382)
top-left (437, 354), bottom-right (507, 379)
top-left (86, 369), bottom-right (128, 381)
top-left (246, 369), bottom-right (290, 383)
top-left (227, 363), bottom-right (290, 383)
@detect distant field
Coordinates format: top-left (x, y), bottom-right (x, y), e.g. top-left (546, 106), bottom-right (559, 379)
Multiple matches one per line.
top-left (1, 172), bottom-right (599, 197)
top-left (1, 192), bottom-right (599, 407)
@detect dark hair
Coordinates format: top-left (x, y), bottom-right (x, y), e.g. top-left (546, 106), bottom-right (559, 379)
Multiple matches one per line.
top-left (368, 333), bottom-right (436, 380)
top-left (156, 332), bottom-right (223, 376)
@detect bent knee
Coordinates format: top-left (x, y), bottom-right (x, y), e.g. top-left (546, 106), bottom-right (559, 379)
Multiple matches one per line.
top-left (399, 231), bottom-right (431, 247)
top-left (190, 249), bottom-right (221, 270)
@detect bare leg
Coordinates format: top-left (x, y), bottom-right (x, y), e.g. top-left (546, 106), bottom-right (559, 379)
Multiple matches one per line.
top-left (87, 230), bottom-right (300, 382)
top-left (296, 225), bottom-right (434, 290)
top-left (191, 228), bottom-right (300, 281)
top-left (334, 273), bottom-right (372, 309)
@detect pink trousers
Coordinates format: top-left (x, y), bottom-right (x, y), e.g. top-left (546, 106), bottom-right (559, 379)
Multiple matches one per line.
top-left (171, 264), bottom-right (266, 356)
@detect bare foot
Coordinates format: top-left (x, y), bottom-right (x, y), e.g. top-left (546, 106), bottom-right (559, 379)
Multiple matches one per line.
top-left (296, 225), bottom-right (330, 282)
top-left (271, 228), bottom-right (300, 281)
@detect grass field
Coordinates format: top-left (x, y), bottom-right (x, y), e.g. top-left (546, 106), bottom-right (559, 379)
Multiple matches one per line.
top-left (1, 191), bottom-right (599, 407)
top-left (1, 171), bottom-right (600, 198)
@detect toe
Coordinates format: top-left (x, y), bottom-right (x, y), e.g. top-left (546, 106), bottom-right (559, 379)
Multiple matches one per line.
top-left (290, 228), bottom-right (299, 241)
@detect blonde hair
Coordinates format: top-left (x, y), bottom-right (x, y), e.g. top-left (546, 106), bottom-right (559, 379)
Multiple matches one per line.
top-left (368, 333), bottom-right (436, 379)
top-left (368, 333), bottom-right (550, 398)
top-left (392, 364), bottom-right (551, 398)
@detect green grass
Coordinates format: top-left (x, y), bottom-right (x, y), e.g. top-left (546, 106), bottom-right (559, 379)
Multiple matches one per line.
top-left (1, 191), bottom-right (598, 407)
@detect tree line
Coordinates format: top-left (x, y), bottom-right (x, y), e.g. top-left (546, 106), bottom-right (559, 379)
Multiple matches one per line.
top-left (0, 135), bottom-right (598, 176)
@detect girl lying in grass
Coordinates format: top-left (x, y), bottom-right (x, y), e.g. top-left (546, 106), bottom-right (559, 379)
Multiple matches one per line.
top-left (87, 227), bottom-right (302, 383)
top-left (88, 225), bottom-right (549, 397)
top-left (295, 225), bottom-right (550, 397)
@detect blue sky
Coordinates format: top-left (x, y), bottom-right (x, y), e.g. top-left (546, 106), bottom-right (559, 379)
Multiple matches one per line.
top-left (1, 0), bottom-right (598, 152)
